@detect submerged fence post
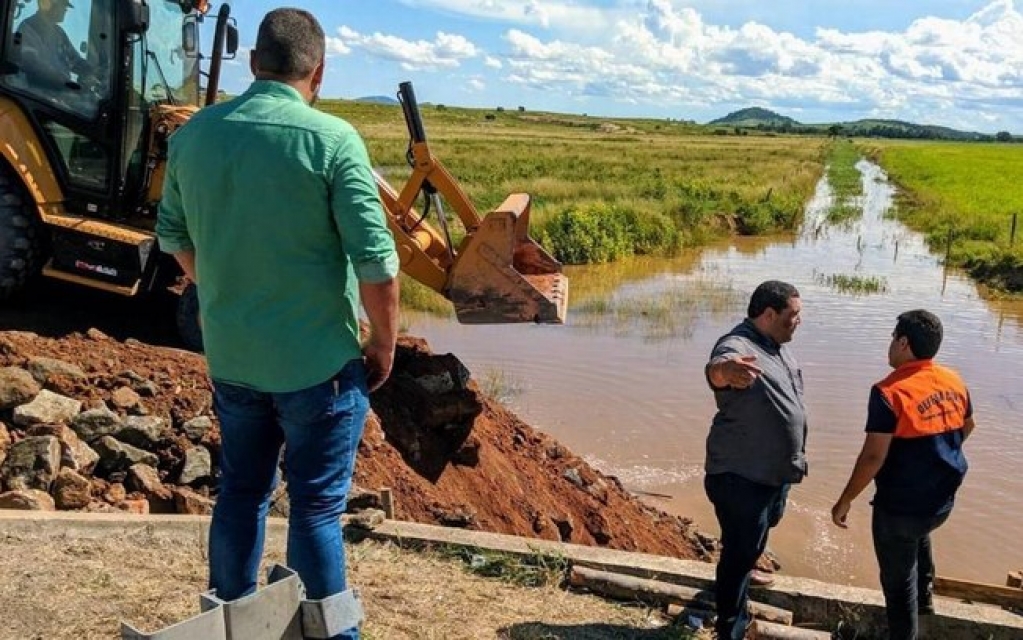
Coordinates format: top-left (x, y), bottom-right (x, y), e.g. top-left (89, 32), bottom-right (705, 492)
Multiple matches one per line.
top-left (945, 228), bottom-right (954, 264)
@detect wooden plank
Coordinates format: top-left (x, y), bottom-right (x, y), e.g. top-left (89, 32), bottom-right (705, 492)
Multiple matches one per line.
top-left (379, 488), bottom-right (395, 520)
top-left (935, 576), bottom-right (1023, 609)
top-left (569, 566), bottom-right (793, 626)
top-left (754, 620), bottom-right (832, 640)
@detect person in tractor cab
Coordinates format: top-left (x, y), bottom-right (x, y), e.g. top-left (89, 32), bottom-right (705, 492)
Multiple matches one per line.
top-left (16, 0), bottom-right (95, 91)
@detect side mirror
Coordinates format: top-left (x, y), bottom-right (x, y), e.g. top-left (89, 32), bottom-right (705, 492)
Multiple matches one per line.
top-left (123, 0), bottom-right (150, 34)
top-left (224, 19), bottom-right (238, 59)
top-left (182, 17), bottom-right (199, 57)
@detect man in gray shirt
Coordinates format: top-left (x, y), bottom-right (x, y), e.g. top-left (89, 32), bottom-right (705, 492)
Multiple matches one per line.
top-left (704, 280), bottom-right (807, 640)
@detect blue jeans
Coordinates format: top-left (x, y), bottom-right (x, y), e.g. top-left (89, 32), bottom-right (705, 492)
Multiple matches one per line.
top-left (209, 359), bottom-right (368, 640)
top-left (872, 507), bottom-right (950, 640)
top-left (705, 473), bottom-right (790, 640)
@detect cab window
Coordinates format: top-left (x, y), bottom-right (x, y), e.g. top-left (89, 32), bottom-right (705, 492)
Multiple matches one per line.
top-left (1, 0), bottom-right (115, 119)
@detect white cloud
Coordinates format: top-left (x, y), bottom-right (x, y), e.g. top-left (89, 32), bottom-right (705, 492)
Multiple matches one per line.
top-left (396, 0), bottom-right (615, 34)
top-left (493, 0), bottom-right (1023, 129)
top-left (330, 1), bottom-right (1023, 130)
top-left (332, 26), bottom-right (479, 71)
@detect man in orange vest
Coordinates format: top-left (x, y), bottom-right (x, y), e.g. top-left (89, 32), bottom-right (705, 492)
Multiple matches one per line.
top-left (831, 309), bottom-right (975, 640)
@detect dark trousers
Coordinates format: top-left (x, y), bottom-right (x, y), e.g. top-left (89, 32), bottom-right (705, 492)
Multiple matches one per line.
top-left (705, 473), bottom-right (790, 640)
top-left (872, 507), bottom-right (950, 640)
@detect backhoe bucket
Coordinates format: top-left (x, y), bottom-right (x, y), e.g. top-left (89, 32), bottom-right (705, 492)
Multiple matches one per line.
top-left (449, 194), bottom-right (568, 324)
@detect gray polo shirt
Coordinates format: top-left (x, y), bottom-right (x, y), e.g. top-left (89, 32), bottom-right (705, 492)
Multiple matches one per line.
top-left (705, 319), bottom-right (808, 487)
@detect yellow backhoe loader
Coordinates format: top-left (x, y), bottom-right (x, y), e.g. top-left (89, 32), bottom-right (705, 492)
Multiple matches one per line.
top-left (0, 0), bottom-right (567, 348)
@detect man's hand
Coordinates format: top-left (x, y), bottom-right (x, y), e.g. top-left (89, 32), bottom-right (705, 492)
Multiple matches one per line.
top-left (710, 355), bottom-right (762, 389)
top-left (362, 337), bottom-right (394, 392)
top-left (359, 278), bottom-right (399, 392)
top-left (831, 499), bottom-right (851, 528)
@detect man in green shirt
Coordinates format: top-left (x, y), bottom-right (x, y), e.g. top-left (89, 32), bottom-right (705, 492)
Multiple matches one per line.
top-left (157, 8), bottom-right (398, 639)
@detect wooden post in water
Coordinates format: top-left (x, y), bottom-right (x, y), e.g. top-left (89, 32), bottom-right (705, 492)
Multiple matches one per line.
top-left (945, 228), bottom-right (954, 264)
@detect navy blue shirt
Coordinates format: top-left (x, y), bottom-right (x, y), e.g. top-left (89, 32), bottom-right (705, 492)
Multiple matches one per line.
top-left (866, 363), bottom-right (972, 517)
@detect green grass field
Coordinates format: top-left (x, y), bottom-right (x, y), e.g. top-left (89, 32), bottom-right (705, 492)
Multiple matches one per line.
top-left (826, 140), bottom-right (864, 224)
top-left (318, 99), bottom-right (827, 265)
top-left (313, 99), bottom-right (1023, 295)
top-left (868, 141), bottom-right (1023, 291)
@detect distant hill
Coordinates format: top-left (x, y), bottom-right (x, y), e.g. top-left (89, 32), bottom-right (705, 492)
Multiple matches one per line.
top-left (354, 95), bottom-right (399, 105)
top-left (709, 107), bottom-right (799, 128)
top-left (708, 108), bottom-right (991, 141)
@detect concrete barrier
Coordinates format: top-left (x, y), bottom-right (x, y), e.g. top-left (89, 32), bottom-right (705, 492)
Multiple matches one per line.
top-left (1, 511), bottom-right (1019, 639)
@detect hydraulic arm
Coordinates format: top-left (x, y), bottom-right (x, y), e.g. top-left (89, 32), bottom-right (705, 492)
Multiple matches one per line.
top-left (377, 82), bottom-right (568, 324)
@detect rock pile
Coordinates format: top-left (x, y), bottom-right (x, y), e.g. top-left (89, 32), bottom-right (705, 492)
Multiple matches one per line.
top-left (0, 329), bottom-right (713, 560)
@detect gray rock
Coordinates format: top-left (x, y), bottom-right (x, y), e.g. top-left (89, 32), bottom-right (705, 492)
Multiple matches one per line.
top-left (347, 486), bottom-right (382, 511)
top-left (120, 370), bottom-right (147, 383)
top-left (172, 487), bottom-right (214, 515)
top-left (86, 328), bottom-right (111, 341)
top-left (1, 436), bottom-right (61, 492)
top-left (116, 415), bottom-right (167, 448)
top-left (134, 381), bottom-right (159, 398)
top-left (26, 356), bottom-right (87, 383)
top-left (181, 416), bottom-right (214, 442)
top-left (25, 424), bottom-right (99, 474)
top-left (0, 367), bottom-right (40, 410)
top-left (110, 386), bottom-right (142, 411)
top-left (93, 436), bottom-right (159, 473)
top-left (0, 489), bottom-right (55, 511)
top-left (72, 407), bottom-right (123, 442)
top-left (127, 463), bottom-right (170, 498)
top-left (12, 389), bottom-right (82, 428)
top-left (562, 467), bottom-right (585, 488)
top-left (178, 446), bottom-right (212, 485)
top-left (347, 508), bottom-right (386, 530)
top-left (53, 468), bottom-right (92, 510)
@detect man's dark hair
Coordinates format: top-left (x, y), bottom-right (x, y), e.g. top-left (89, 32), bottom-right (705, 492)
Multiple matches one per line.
top-left (894, 309), bottom-right (943, 359)
top-left (747, 280), bottom-right (799, 318)
top-left (252, 8), bottom-right (325, 80)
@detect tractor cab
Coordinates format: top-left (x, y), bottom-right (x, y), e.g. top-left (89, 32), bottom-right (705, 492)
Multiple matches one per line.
top-left (0, 0), bottom-right (230, 220)
top-left (0, 0), bottom-right (235, 300)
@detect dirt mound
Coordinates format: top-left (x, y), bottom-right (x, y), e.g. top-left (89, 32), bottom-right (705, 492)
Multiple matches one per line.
top-left (0, 329), bottom-right (708, 560)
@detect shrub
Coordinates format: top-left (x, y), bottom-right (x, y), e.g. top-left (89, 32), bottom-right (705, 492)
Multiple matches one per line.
top-left (540, 203), bottom-right (679, 264)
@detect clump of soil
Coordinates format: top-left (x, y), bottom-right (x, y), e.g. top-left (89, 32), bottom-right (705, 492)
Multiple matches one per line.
top-left (0, 329), bottom-right (709, 560)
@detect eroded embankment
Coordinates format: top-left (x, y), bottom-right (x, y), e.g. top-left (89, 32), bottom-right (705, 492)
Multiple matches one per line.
top-left (0, 330), bottom-right (711, 560)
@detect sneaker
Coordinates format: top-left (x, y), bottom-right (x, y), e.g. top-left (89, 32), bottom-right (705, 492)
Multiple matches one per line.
top-left (750, 569), bottom-right (776, 587)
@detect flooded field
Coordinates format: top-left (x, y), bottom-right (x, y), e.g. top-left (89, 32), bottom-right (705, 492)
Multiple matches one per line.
top-left (404, 160), bottom-right (1023, 588)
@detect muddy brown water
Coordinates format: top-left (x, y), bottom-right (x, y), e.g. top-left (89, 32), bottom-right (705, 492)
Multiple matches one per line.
top-left (405, 160), bottom-right (1023, 589)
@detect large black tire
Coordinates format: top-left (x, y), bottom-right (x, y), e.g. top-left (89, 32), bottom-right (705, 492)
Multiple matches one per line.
top-left (0, 163), bottom-right (44, 301)
top-left (176, 282), bottom-right (204, 352)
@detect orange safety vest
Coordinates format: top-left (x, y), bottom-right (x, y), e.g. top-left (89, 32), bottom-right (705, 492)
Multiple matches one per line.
top-left (875, 360), bottom-right (969, 439)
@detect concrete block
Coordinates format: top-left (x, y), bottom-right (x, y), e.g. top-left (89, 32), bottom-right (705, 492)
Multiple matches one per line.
top-left (301, 588), bottom-right (364, 639)
top-left (202, 564), bottom-right (304, 640)
top-left (120, 600), bottom-right (226, 640)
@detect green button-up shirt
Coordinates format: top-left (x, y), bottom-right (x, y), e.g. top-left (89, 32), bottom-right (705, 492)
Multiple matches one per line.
top-left (157, 80), bottom-right (399, 392)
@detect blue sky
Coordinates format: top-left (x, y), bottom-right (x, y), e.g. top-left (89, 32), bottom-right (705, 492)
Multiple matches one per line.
top-left (217, 1), bottom-right (1023, 133)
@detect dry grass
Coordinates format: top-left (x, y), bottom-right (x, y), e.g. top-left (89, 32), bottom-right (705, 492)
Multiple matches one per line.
top-left (0, 522), bottom-right (702, 640)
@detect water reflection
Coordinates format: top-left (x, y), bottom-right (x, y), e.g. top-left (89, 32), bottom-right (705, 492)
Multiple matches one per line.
top-left (405, 159), bottom-right (1023, 588)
